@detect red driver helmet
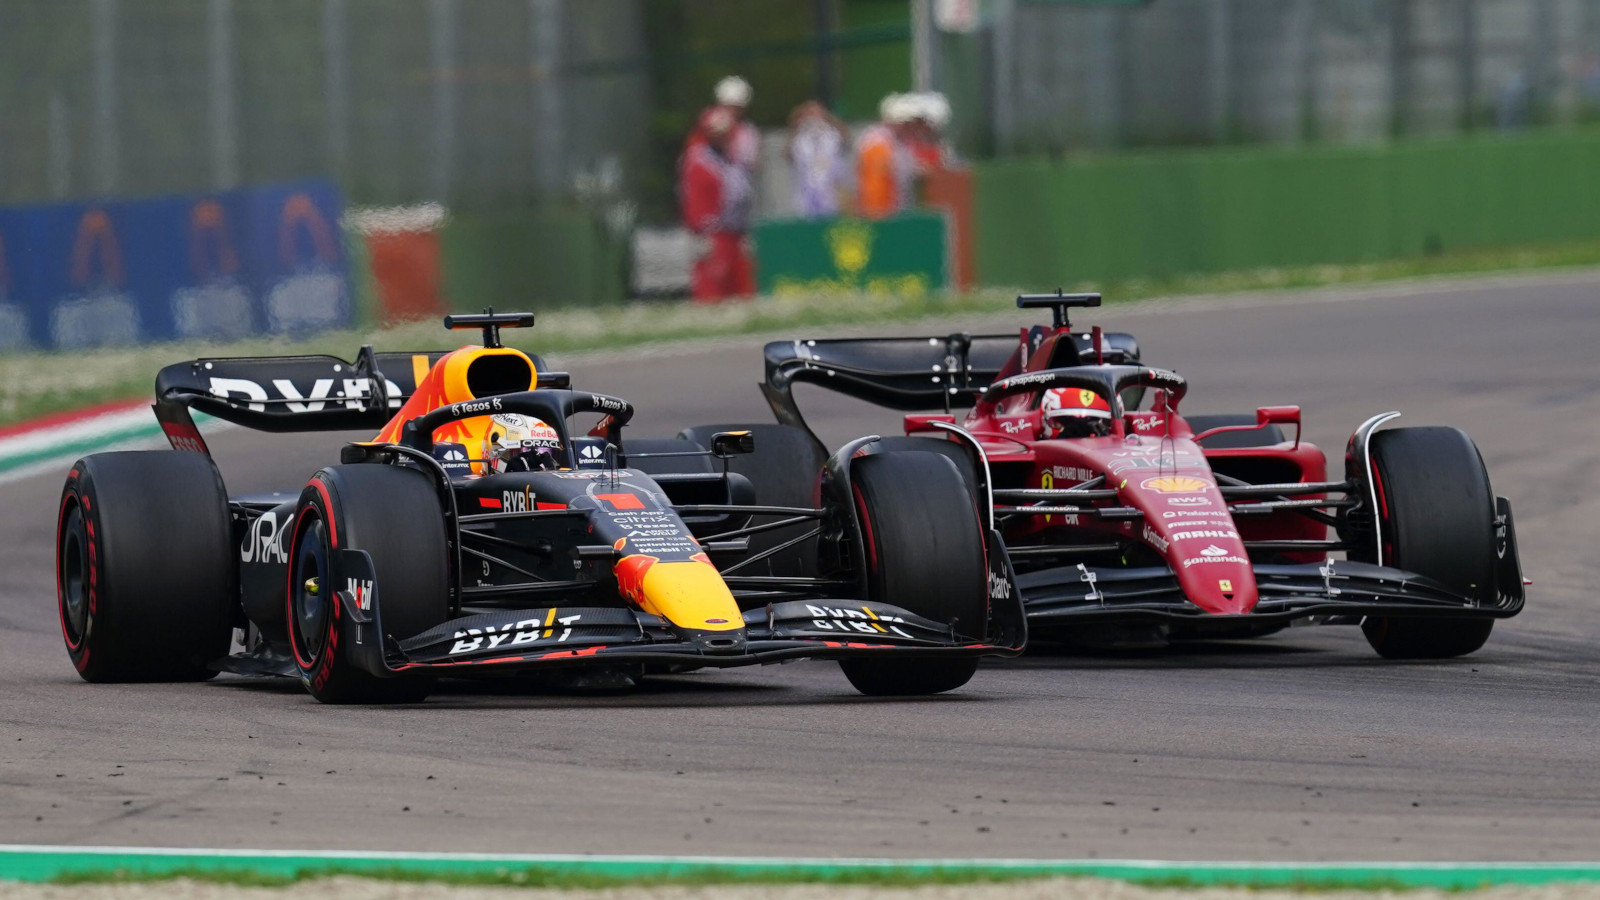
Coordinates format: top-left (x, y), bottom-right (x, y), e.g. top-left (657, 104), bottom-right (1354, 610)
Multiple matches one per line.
top-left (1040, 387), bottom-right (1112, 438)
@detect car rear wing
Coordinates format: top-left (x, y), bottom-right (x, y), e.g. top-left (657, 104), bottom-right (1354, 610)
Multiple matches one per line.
top-left (760, 330), bottom-right (1140, 442)
top-left (151, 345), bottom-right (559, 453)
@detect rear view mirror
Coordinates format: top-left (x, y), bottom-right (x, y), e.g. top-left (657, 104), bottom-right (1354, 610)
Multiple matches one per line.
top-left (1256, 405), bottom-right (1301, 428)
top-left (711, 431), bottom-right (756, 457)
top-left (1256, 406), bottom-right (1302, 447)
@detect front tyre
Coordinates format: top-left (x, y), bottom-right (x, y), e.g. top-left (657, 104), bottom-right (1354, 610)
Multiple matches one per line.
top-left (1358, 427), bottom-right (1497, 659)
top-left (287, 465), bottom-right (448, 703)
top-left (57, 452), bottom-right (234, 682)
top-left (837, 450), bottom-right (987, 696)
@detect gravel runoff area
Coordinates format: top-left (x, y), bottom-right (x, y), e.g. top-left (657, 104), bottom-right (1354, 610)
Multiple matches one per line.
top-left (5, 880), bottom-right (1600, 900)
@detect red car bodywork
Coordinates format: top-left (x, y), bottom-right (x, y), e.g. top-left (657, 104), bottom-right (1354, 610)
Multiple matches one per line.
top-left (761, 292), bottom-right (1524, 643)
top-left (914, 328), bottom-right (1328, 617)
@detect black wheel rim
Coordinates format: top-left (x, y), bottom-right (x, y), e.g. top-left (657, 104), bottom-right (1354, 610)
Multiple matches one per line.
top-left (293, 516), bottom-right (331, 661)
top-left (59, 504), bottom-right (90, 647)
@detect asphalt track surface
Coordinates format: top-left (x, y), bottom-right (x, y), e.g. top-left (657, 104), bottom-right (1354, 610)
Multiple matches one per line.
top-left (3, 273), bottom-right (1598, 862)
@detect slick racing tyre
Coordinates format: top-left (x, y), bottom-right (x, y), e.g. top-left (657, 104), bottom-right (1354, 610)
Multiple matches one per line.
top-left (1358, 426), bottom-right (1497, 659)
top-left (872, 436), bottom-right (980, 505)
top-left (1184, 414), bottom-right (1285, 449)
top-left (679, 424), bottom-right (825, 577)
top-left (288, 464), bottom-right (448, 703)
top-left (57, 451), bottom-right (234, 682)
top-left (838, 450), bottom-right (987, 696)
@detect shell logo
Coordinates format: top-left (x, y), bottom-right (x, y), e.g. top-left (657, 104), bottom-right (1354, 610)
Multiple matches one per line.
top-left (827, 221), bottom-right (872, 275)
top-left (1142, 476), bottom-right (1210, 493)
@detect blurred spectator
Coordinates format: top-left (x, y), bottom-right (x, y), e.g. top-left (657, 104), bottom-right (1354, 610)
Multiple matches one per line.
top-left (680, 108), bottom-right (755, 302)
top-left (717, 76), bottom-right (762, 173)
top-left (787, 100), bottom-right (850, 219)
top-left (855, 93), bottom-right (917, 219)
top-left (687, 75), bottom-right (762, 175)
top-left (903, 92), bottom-right (954, 172)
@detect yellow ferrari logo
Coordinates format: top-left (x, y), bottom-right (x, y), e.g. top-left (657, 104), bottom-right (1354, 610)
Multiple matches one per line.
top-left (1079, 389), bottom-right (1096, 407)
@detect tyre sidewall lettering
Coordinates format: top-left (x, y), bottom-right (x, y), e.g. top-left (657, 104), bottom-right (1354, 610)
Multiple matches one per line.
top-left (57, 470), bottom-right (102, 671)
top-left (288, 477), bottom-right (345, 689)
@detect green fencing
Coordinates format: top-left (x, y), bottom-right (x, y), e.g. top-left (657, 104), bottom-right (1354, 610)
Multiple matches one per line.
top-left (439, 209), bottom-right (629, 311)
top-left (974, 129), bottom-right (1600, 287)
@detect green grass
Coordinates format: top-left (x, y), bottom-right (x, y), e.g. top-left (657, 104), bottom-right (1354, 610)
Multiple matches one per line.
top-left (47, 864), bottom-right (1038, 889)
top-left (7, 237), bottom-right (1600, 429)
top-left (39, 865), bottom-right (1466, 892)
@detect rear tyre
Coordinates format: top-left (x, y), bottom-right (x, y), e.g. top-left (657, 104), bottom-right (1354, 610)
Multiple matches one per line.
top-left (57, 451), bottom-right (235, 682)
top-left (1185, 414), bottom-right (1285, 449)
top-left (837, 450), bottom-right (987, 696)
top-left (1358, 427), bottom-right (1497, 659)
top-left (288, 465), bottom-right (448, 703)
top-left (679, 424), bottom-right (825, 576)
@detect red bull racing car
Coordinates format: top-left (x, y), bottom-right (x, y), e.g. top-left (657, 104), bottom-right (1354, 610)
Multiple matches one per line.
top-left (55, 312), bottom-right (1023, 703)
top-left (748, 292), bottom-right (1525, 658)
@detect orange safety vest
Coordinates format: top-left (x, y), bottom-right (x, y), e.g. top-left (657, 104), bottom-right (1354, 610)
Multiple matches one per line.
top-left (855, 124), bottom-right (904, 219)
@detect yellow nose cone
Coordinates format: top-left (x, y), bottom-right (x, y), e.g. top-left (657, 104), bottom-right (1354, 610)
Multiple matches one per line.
top-left (637, 560), bottom-right (744, 632)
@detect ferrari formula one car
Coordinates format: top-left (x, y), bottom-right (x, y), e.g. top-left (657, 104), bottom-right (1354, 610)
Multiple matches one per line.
top-left (55, 312), bottom-right (1023, 702)
top-left (746, 292), bottom-right (1525, 658)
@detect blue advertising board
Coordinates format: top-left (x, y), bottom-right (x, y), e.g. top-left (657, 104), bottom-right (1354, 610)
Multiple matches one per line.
top-left (0, 208), bottom-right (29, 351)
top-left (0, 180), bottom-right (348, 350)
top-left (239, 180), bottom-right (351, 336)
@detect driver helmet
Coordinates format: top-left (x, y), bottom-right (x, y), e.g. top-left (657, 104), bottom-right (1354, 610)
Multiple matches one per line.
top-left (482, 413), bottom-right (563, 473)
top-left (1040, 387), bottom-right (1112, 438)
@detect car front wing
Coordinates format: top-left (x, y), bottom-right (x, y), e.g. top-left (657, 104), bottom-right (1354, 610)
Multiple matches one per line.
top-left (1017, 559), bottom-right (1525, 627)
top-left (332, 551), bottom-right (1024, 677)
